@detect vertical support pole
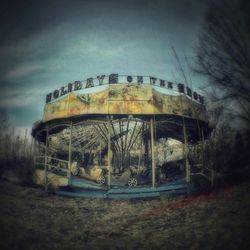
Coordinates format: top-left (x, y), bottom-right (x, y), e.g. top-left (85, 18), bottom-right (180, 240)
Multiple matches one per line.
top-left (183, 118), bottom-right (190, 183)
top-left (107, 119), bottom-right (112, 189)
top-left (119, 119), bottom-right (124, 171)
top-left (150, 118), bottom-right (156, 188)
top-left (68, 121), bottom-right (73, 186)
top-left (141, 122), bottom-right (145, 167)
top-left (44, 126), bottom-right (49, 192)
top-left (144, 123), bottom-right (149, 168)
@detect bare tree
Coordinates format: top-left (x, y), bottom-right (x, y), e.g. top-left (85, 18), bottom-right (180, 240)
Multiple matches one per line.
top-left (195, 0), bottom-right (250, 125)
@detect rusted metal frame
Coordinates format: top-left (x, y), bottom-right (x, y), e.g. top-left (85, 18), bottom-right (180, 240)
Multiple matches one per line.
top-left (80, 134), bottom-right (101, 152)
top-left (102, 122), bottom-right (120, 154)
top-left (101, 121), bottom-right (109, 134)
top-left (125, 120), bottom-right (138, 167)
top-left (75, 136), bottom-right (93, 150)
top-left (126, 121), bottom-right (138, 152)
top-left (47, 123), bottom-right (71, 131)
top-left (137, 132), bottom-right (143, 167)
top-left (139, 122), bottom-right (145, 167)
top-left (46, 163), bottom-right (68, 172)
top-left (98, 123), bottom-right (109, 142)
top-left (110, 120), bottom-right (123, 171)
top-left (118, 119), bottom-right (125, 170)
top-left (74, 125), bottom-right (93, 145)
top-left (123, 119), bottom-right (130, 169)
top-left (34, 155), bottom-right (46, 160)
top-left (34, 154), bottom-right (46, 170)
top-left (127, 123), bottom-right (143, 152)
top-left (154, 115), bottom-right (157, 140)
top-left (77, 125), bottom-right (103, 152)
top-left (35, 163), bottom-right (46, 169)
top-left (124, 119), bottom-right (130, 152)
top-left (98, 123), bottom-right (119, 153)
top-left (49, 127), bottom-right (77, 155)
top-left (46, 157), bottom-right (69, 163)
top-left (110, 119), bottom-right (122, 152)
top-left (143, 122), bottom-right (150, 168)
top-left (127, 124), bottom-right (143, 171)
top-left (93, 125), bottom-right (108, 143)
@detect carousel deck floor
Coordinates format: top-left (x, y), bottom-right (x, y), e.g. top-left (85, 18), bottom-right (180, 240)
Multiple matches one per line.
top-left (55, 177), bottom-right (202, 199)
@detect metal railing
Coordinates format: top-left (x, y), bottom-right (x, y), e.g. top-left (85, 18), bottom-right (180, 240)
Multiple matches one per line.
top-left (34, 155), bottom-right (70, 190)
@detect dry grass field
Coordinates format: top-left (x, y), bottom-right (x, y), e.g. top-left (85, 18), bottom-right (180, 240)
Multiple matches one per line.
top-left (0, 180), bottom-right (250, 250)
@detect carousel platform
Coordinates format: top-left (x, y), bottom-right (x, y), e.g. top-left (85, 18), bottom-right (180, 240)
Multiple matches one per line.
top-left (55, 177), bottom-right (203, 199)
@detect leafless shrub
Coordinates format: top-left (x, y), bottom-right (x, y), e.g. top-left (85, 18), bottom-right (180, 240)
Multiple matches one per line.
top-left (0, 110), bottom-right (34, 184)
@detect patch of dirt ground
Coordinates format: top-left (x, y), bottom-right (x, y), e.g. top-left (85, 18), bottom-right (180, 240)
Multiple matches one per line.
top-left (0, 180), bottom-right (250, 250)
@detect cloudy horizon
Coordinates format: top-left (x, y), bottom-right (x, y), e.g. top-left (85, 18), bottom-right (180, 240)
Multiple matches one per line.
top-left (0, 0), bottom-right (209, 133)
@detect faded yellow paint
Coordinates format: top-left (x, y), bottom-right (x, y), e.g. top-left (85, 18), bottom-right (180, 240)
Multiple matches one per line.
top-left (33, 169), bottom-right (68, 188)
top-left (89, 166), bottom-right (103, 179)
top-left (43, 84), bottom-right (207, 122)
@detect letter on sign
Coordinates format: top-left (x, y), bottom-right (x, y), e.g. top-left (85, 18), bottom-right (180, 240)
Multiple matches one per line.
top-left (53, 89), bottom-right (59, 99)
top-left (127, 76), bottom-right (133, 83)
top-left (193, 92), bottom-right (198, 100)
top-left (199, 95), bottom-right (204, 104)
top-left (68, 83), bottom-right (73, 92)
top-left (46, 93), bottom-right (52, 103)
top-left (74, 81), bottom-right (82, 91)
top-left (150, 77), bottom-right (157, 85)
top-left (186, 87), bottom-right (192, 97)
top-left (86, 78), bottom-right (94, 88)
top-left (60, 86), bottom-right (68, 96)
top-left (167, 81), bottom-right (173, 89)
top-left (178, 83), bottom-right (185, 93)
top-left (137, 76), bottom-right (143, 83)
top-left (109, 74), bottom-right (118, 84)
top-left (160, 79), bottom-right (165, 87)
top-left (97, 75), bottom-right (105, 85)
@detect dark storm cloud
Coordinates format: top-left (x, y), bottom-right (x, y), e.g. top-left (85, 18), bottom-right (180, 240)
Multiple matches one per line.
top-left (0, 0), bottom-right (209, 128)
top-left (0, 0), bottom-right (85, 44)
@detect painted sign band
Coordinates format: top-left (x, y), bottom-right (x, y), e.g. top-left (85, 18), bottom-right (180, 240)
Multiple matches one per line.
top-left (46, 74), bottom-right (204, 105)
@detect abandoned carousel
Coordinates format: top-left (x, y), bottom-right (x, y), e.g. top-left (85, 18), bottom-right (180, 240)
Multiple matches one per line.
top-left (32, 74), bottom-right (213, 199)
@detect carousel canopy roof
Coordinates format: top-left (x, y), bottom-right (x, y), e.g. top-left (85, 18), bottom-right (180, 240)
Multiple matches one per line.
top-left (33, 83), bottom-right (212, 143)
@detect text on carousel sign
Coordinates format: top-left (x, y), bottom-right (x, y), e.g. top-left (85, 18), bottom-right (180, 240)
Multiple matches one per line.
top-left (45, 74), bottom-right (204, 105)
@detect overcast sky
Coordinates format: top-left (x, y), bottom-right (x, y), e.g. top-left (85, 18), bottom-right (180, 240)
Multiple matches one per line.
top-left (0, 0), bottom-right (209, 133)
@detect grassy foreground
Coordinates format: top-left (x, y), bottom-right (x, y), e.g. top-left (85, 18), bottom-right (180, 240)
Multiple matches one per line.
top-left (0, 180), bottom-right (250, 250)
